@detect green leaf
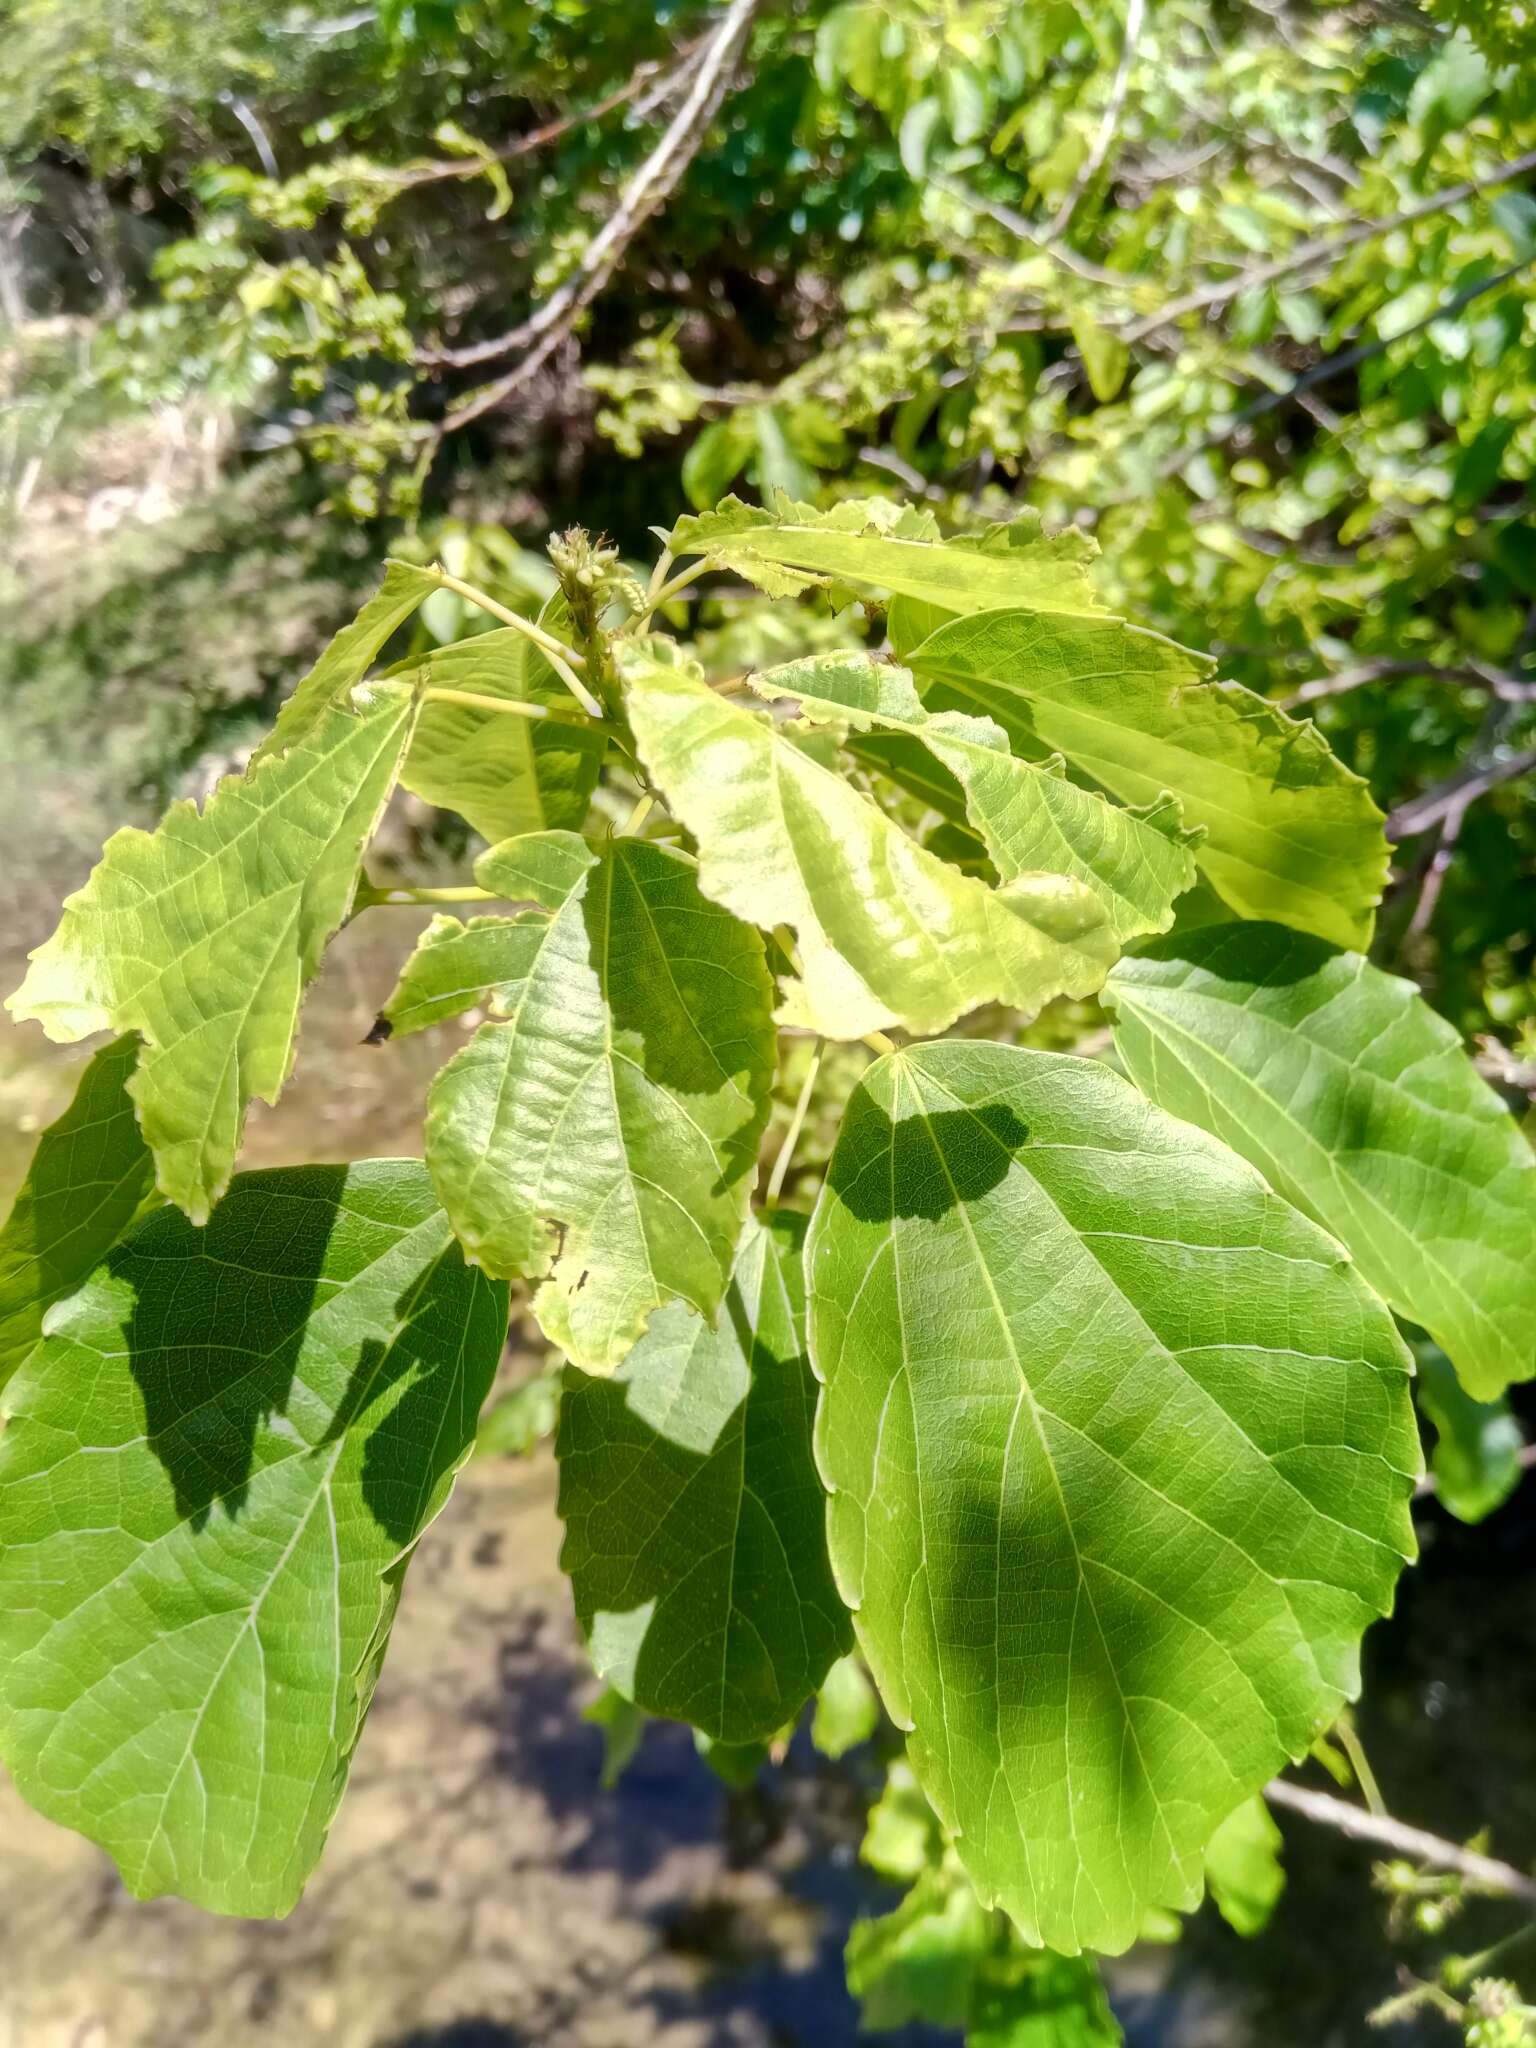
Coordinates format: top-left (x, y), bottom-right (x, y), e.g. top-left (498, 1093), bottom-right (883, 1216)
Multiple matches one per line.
top-left (681, 414), bottom-right (758, 511)
top-left (1417, 1343), bottom-right (1525, 1524)
top-left (750, 652), bottom-right (1200, 945)
top-left (584, 1686), bottom-right (648, 1789)
top-left (618, 639), bottom-right (1117, 1040)
top-left (862, 1757), bottom-right (945, 1883)
top-left (557, 1214), bottom-right (849, 1743)
top-left (665, 495), bottom-right (1105, 614)
top-left (909, 609), bottom-right (1388, 950)
top-left (378, 912), bottom-right (538, 1037)
top-left (398, 608), bottom-right (604, 842)
top-left (0, 1159), bottom-right (508, 1917)
top-left (1203, 1796), bottom-right (1285, 1937)
top-left (1071, 312), bottom-right (1130, 403)
top-left (0, 1036), bottom-right (158, 1393)
top-left (968, 1950), bottom-right (1123, 2048)
top-left (6, 564), bottom-right (437, 1221)
top-left (812, 1651), bottom-right (880, 1758)
top-left (809, 1040), bottom-right (1418, 1955)
top-left (847, 1858), bottom-right (1123, 2045)
top-left (474, 1367), bottom-right (561, 1458)
top-left (847, 1867), bottom-right (994, 2031)
top-left (1107, 924), bottom-right (1536, 1400)
top-left (425, 832), bottom-right (775, 1369)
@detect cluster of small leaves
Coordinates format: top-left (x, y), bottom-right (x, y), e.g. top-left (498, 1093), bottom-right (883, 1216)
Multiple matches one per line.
top-left (0, 499), bottom-right (1532, 2048)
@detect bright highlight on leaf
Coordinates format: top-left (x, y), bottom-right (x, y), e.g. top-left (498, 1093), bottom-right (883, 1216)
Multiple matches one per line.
top-left (0, 1035), bottom-right (158, 1393)
top-left (1108, 923), bottom-right (1536, 1400)
top-left (809, 1040), bottom-right (1418, 1955)
top-left (6, 563), bottom-right (438, 1221)
top-left (618, 638), bottom-right (1118, 1040)
top-left (556, 1214), bottom-right (849, 1742)
top-left (908, 608), bottom-right (1389, 951)
top-left (423, 830), bottom-right (775, 1369)
top-left (0, 1159), bottom-right (508, 1918)
top-left (666, 493), bottom-right (1106, 614)
top-left (749, 651), bottom-right (1200, 944)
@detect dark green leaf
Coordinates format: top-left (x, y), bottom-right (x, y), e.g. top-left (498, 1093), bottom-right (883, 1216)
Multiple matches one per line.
top-left (557, 1215), bottom-right (849, 1743)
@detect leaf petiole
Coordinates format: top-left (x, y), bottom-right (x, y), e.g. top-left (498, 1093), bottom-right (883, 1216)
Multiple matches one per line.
top-left (421, 685), bottom-right (594, 725)
top-left (420, 564), bottom-right (606, 718)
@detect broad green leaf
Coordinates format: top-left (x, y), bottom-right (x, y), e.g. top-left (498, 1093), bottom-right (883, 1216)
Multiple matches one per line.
top-left (425, 832), bottom-right (775, 1369)
top-left (0, 1159), bottom-right (508, 1917)
top-left (1203, 1797), bottom-right (1285, 1937)
top-left (809, 1040), bottom-right (1417, 1955)
top-left (695, 1729), bottom-right (770, 1785)
top-left (557, 1215), bottom-right (849, 1743)
top-left (398, 608), bottom-right (604, 842)
top-left (1107, 924), bottom-right (1536, 1400)
top-left (812, 1651), bottom-right (880, 1759)
top-left (1417, 1343), bottom-right (1525, 1524)
top-left (909, 609), bottom-right (1388, 950)
top-left (618, 639), bottom-right (1117, 1040)
top-left (665, 494), bottom-right (1105, 614)
top-left (0, 1035), bottom-right (157, 1392)
top-left (750, 652), bottom-right (1199, 944)
top-left (7, 564), bottom-right (437, 1221)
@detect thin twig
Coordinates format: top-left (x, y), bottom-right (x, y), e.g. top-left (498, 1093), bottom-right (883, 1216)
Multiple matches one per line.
top-left (402, 37), bottom-right (706, 196)
top-left (1266, 1781), bottom-right (1536, 1903)
top-left (765, 1039), bottom-right (825, 1206)
top-left (1165, 257), bottom-right (1535, 477)
top-left (1389, 745), bottom-right (1536, 840)
top-left (1048, 0), bottom-right (1146, 239)
top-left (440, 0), bottom-right (760, 425)
top-left (1284, 659), bottom-right (1536, 710)
top-left (1124, 145), bottom-right (1536, 343)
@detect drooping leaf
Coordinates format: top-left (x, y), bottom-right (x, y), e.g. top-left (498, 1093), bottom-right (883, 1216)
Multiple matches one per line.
top-left (1416, 1342), bottom-right (1525, 1524)
top-left (557, 1215), bottom-right (849, 1743)
top-left (0, 1159), bottom-right (508, 1917)
top-left (0, 1035), bottom-right (158, 1392)
top-left (6, 564), bottom-right (438, 1221)
top-left (967, 1949), bottom-right (1124, 2048)
top-left (378, 912), bottom-right (539, 1037)
top-left (665, 493), bottom-right (1104, 614)
top-left (618, 639), bottom-right (1117, 1040)
top-left (584, 1686), bottom-right (648, 1789)
top-left (862, 1757), bottom-right (945, 1883)
top-left (749, 652), bottom-right (1199, 944)
top-left (425, 832), bottom-right (775, 1369)
top-left (809, 1040), bottom-right (1418, 1955)
top-left (397, 603), bottom-right (604, 842)
top-left (908, 608), bottom-right (1388, 950)
top-left (1203, 1796), bottom-right (1286, 1938)
top-left (812, 1651), bottom-right (880, 1759)
top-left (1107, 923), bottom-right (1536, 1400)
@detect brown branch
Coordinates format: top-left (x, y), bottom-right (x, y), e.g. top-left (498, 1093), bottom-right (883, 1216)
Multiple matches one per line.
top-left (397, 36), bottom-right (706, 194)
top-left (1124, 145), bottom-right (1536, 344)
top-left (437, 0), bottom-right (760, 427)
top-left (1265, 1780), bottom-right (1536, 1904)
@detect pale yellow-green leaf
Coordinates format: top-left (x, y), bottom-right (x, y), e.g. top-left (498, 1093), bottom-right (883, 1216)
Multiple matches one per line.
top-left (7, 564), bottom-right (436, 1220)
top-left (618, 638), bottom-right (1117, 1041)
